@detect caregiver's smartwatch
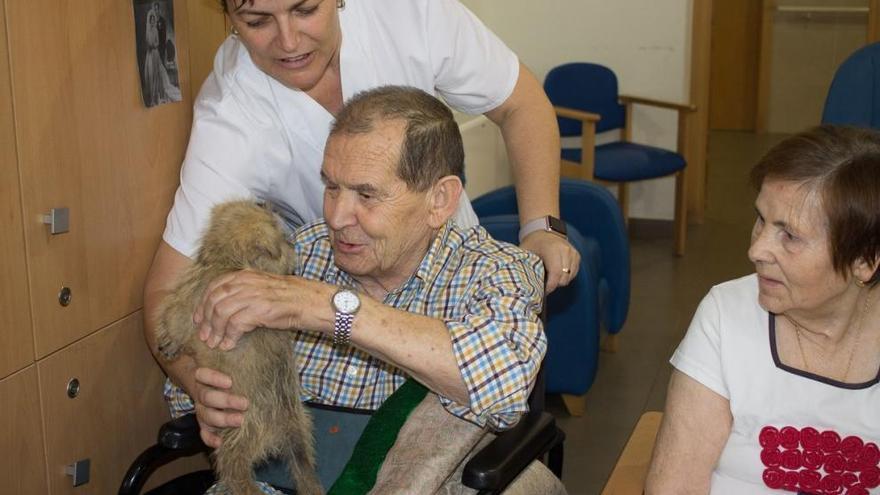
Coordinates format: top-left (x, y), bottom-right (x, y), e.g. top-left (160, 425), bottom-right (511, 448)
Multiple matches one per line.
top-left (519, 215), bottom-right (567, 243)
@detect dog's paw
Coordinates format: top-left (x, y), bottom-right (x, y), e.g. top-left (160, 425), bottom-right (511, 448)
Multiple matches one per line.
top-left (157, 338), bottom-right (182, 361)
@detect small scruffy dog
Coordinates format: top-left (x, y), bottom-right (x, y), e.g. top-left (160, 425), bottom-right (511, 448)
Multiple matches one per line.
top-left (156, 201), bottom-right (323, 495)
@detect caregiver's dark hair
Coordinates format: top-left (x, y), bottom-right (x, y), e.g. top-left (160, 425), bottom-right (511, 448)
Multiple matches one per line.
top-left (221, 0), bottom-right (345, 12)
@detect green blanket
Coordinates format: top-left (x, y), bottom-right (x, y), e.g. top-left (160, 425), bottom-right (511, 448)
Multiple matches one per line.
top-left (327, 379), bottom-right (429, 494)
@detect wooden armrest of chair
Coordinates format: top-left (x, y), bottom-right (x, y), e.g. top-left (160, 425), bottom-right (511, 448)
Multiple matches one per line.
top-left (618, 96), bottom-right (694, 156)
top-left (618, 95), bottom-right (696, 113)
top-left (600, 411), bottom-right (663, 495)
top-left (554, 106), bottom-right (599, 181)
top-left (554, 105), bottom-right (602, 123)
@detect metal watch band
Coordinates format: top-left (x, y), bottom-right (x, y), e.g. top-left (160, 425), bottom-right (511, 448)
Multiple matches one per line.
top-left (333, 313), bottom-right (354, 346)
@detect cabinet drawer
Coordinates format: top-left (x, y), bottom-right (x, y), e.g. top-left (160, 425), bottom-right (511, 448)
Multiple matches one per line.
top-left (0, 366), bottom-right (49, 495)
top-left (37, 311), bottom-right (200, 494)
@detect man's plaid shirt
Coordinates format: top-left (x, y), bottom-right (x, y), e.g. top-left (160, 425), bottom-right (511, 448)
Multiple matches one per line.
top-left (166, 219), bottom-right (546, 430)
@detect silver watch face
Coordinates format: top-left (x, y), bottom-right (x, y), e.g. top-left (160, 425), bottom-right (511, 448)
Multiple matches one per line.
top-left (333, 289), bottom-right (361, 314)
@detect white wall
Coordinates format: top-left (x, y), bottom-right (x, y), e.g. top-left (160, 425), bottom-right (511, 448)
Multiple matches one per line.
top-left (461, 0), bottom-right (693, 220)
top-left (457, 113), bottom-right (513, 200)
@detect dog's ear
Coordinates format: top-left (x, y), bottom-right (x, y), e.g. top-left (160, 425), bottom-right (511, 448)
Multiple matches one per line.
top-left (247, 243), bottom-right (282, 271)
top-left (244, 220), bottom-right (294, 274)
top-left (198, 200), bottom-right (295, 274)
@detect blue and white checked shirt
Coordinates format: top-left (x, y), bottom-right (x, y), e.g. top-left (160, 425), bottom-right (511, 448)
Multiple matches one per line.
top-left (166, 219), bottom-right (546, 430)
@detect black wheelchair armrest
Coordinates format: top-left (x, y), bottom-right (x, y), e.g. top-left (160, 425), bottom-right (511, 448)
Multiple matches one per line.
top-left (461, 410), bottom-right (564, 492)
top-left (158, 413), bottom-right (204, 450)
top-left (118, 413), bottom-right (211, 495)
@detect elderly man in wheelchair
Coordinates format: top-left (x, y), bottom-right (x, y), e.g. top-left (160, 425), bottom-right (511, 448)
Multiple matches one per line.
top-left (135, 85), bottom-right (566, 495)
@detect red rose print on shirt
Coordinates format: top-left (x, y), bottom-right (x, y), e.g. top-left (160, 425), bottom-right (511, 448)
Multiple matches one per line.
top-left (821, 430), bottom-right (842, 453)
top-left (827, 453), bottom-right (848, 474)
top-left (763, 427), bottom-right (782, 449)
top-left (802, 428), bottom-right (822, 450)
top-left (781, 426), bottom-right (802, 449)
top-left (805, 450), bottom-right (825, 470)
top-left (862, 467), bottom-right (880, 488)
top-left (842, 472), bottom-right (859, 489)
top-left (759, 426), bottom-right (879, 494)
top-left (800, 469), bottom-right (822, 492)
top-left (860, 445), bottom-right (880, 470)
top-left (843, 437), bottom-right (866, 460)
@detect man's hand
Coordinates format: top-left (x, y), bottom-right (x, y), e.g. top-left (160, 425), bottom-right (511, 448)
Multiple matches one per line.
top-left (519, 230), bottom-right (581, 294)
top-left (194, 269), bottom-right (334, 350)
top-left (194, 270), bottom-right (306, 350)
top-left (192, 367), bottom-right (248, 448)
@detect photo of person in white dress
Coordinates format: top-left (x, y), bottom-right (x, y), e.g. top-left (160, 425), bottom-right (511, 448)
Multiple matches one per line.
top-left (135, 0), bottom-right (181, 108)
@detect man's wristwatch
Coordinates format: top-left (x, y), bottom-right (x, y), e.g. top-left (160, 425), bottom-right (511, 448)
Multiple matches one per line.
top-left (332, 288), bottom-right (361, 346)
top-left (518, 215), bottom-right (567, 243)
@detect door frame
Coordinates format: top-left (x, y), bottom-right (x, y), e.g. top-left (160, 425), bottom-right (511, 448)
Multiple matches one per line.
top-left (688, 0), bottom-right (880, 219)
top-left (686, 0), bottom-right (713, 223)
top-left (755, 0), bottom-right (880, 132)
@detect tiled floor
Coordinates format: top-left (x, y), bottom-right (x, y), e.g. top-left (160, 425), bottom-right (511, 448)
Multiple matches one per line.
top-left (551, 131), bottom-right (789, 495)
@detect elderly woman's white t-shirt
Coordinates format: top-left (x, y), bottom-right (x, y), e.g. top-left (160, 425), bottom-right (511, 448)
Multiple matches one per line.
top-left (164, 0), bottom-right (520, 258)
top-left (672, 274), bottom-right (880, 494)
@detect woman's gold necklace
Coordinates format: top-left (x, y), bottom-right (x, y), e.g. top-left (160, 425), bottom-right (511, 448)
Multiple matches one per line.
top-left (785, 287), bottom-right (872, 382)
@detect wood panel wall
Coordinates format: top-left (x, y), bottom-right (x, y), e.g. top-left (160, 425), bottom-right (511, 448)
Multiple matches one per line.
top-left (7, 0), bottom-right (194, 358)
top-left (1, 0), bottom-right (227, 491)
top-left (0, 0), bottom-right (33, 379)
top-left (187, 0), bottom-right (230, 94)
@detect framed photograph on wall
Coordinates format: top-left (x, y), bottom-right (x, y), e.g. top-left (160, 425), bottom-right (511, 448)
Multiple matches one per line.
top-left (133, 0), bottom-right (183, 108)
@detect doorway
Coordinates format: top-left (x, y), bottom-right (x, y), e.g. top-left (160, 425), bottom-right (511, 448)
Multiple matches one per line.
top-left (709, 0), bottom-right (879, 134)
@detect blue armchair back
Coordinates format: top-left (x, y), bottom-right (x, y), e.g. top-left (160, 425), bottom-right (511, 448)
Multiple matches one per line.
top-left (822, 42), bottom-right (880, 128)
top-left (473, 179), bottom-right (630, 396)
top-left (473, 179), bottom-right (629, 333)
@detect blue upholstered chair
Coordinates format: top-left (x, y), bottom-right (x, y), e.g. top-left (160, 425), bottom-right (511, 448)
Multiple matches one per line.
top-left (473, 179), bottom-right (630, 416)
top-left (822, 41), bottom-right (880, 128)
top-left (544, 62), bottom-right (694, 255)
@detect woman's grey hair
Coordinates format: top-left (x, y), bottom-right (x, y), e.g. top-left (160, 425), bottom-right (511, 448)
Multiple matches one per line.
top-left (329, 85), bottom-right (465, 192)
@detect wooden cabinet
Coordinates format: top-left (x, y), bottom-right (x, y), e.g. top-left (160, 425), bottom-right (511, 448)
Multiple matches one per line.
top-left (8, 0), bottom-right (194, 358)
top-left (0, 0), bottom-right (226, 491)
top-left (38, 313), bottom-right (181, 494)
top-left (0, 367), bottom-right (48, 495)
top-left (0, 0), bottom-right (33, 380)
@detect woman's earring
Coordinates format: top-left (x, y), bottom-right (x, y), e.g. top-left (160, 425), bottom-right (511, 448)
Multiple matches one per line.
top-left (230, 25), bottom-right (239, 36)
top-left (337, 0), bottom-right (346, 8)
top-left (856, 278), bottom-right (867, 288)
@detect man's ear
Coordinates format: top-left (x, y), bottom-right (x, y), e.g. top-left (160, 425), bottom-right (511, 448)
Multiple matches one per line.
top-left (426, 175), bottom-right (463, 229)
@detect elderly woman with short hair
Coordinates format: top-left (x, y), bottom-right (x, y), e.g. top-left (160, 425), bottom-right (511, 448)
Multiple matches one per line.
top-left (647, 125), bottom-right (880, 495)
